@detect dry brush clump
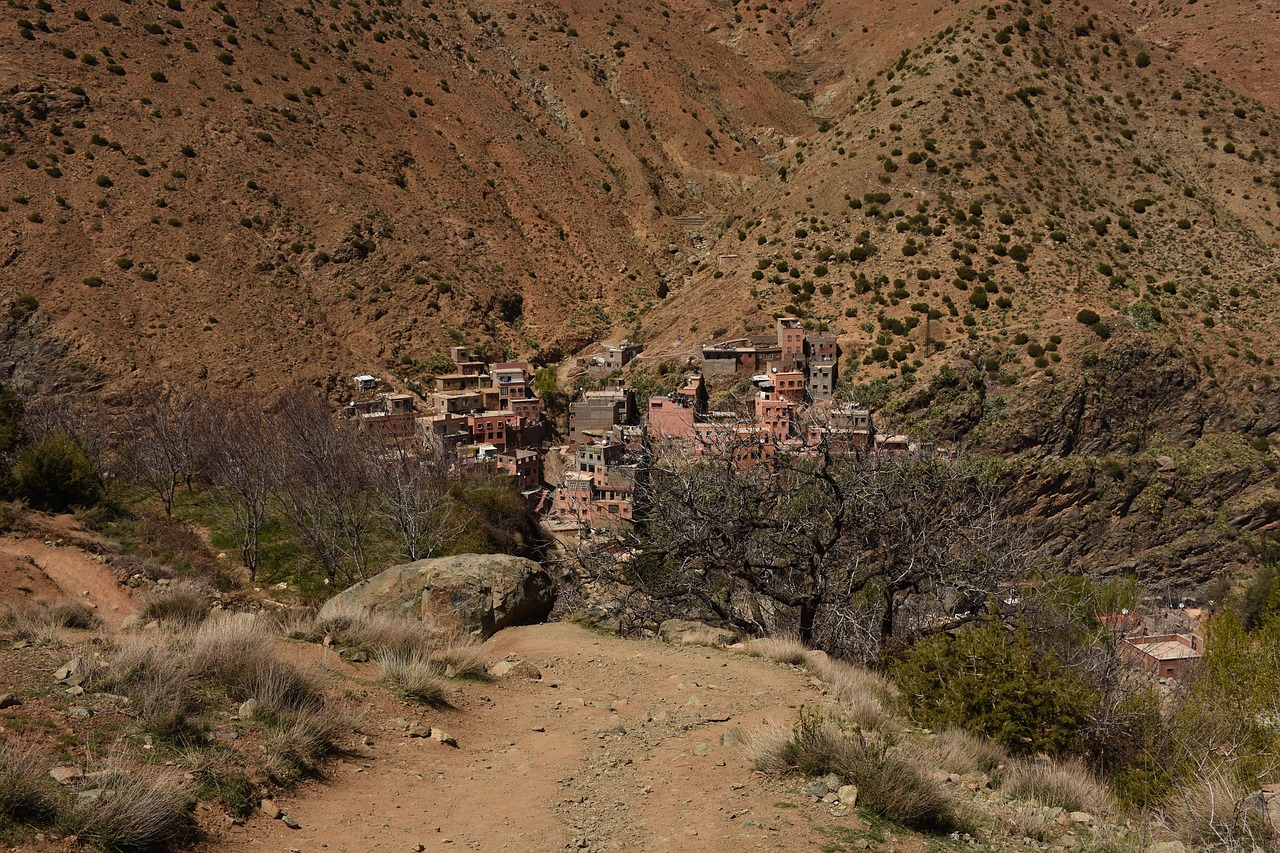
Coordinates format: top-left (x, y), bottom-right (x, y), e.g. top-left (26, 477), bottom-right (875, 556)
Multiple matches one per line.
top-left (376, 650), bottom-right (447, 706)
top-left (928, 728), bottom-right (1009, 778)
top-left (288, 606), bottom-right (437, 658)
top-left (743, 634), bottom-right (814, 666)
top-left (809, 656), bottom-right (898, 732)
top-left (60, 762), bottom-right (193, 852)
top-left (0, 598), bottom-right (100, 642)
top-left (1003, 757), bottom-right (1112, 815)
top-left (0, 739), bottom-right (60, 826)
top-left (139, 583), bottom-right (209, 628)
top-left (430, 634), bottom-right (488, 679)
top-left (747, 707), bottom-right (957, 830)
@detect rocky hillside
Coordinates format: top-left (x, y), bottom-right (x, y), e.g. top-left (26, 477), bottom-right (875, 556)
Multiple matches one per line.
top-left (3, 0), bottom-right (1280, 585)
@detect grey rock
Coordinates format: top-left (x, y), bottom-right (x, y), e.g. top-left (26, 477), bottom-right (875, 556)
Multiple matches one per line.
top-left (238, 698), bottom-right (259, 720)
top-left (692, 742), bottom-right (715, 756)
top-left (53, 658), bottom-right (82, 682)
top-left (67, 705), bottom-right (91, 716)
top-left (282, 814), bottom-right (301, 829)
top-left (1146, 843), bottom-right (1187, 853)
top-left (318, 554), bottom-right (555, 638)
top-left (0, 693), bottom-right (21, 709)
top-left (49, 766), bottom-right (83, 785)
top-left (261, 798), bottom-right (283, 819)
top-left (837, 784), bottom-right (858, 806)
top-left (350, 650), bottom-right (370, 663)
top-left (430, 728), bottom-right (458, 747)
top-left (120, 614), bottom-right (143, 630)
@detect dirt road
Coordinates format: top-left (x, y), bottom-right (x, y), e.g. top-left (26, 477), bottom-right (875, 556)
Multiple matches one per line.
top-left (214, 622), bottom-right (852, 853)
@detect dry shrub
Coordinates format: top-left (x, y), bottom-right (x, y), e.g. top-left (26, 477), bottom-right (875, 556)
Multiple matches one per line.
top-left (95, 638), bottom-right (203, 747)
top-left (188, 614), bottom-right (279, 693)
top-left (675, 626), bottom-right (737, 648)
top-left (377, 650), bottom-right (447, 705)
top-left (62, 763), bottom-right (193, 852)
top-left (246, 663), bottom-right (322, 716)
top-left (139, 584), bottom-right (209, 628)
top-left (108, 554), bottom-right (173, 583)
top-left (264, 703), bottom-right (351, 782)
top-left (747, 708), bottom-right (955, 830)
top-left (431, 634), bottom-right (489, 679)
top-left (0, 598), bottom-right (100, 641)
top-left (302, 607), bottom-right (437, 658)
top-left (930, 728), bottom-right (1008, 777)
top-left (1165, 771), bottom-right (1280, 851)
top-left (809, 657), bottom-right (896, 731)
top-left (744, 634), bottom-right (812, 666)
top-left (0, 739), bottom-right (60, 825)
top-left (1003, 757), bottom-right (1112, 814)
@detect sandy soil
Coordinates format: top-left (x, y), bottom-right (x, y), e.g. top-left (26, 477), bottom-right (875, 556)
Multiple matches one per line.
top-left (0, 519), bottom-right (138, 626)
top-left (212, 622), bottom-right (863, 853)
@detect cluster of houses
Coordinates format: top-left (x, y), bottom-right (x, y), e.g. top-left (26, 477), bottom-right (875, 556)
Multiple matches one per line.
top-left (347, 319), bottom-right (940, 533)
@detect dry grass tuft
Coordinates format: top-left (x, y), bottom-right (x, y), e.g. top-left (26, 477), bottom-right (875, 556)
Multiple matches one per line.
top-left (377, 650), bottom-right (447, 705)
top-left (743, 634), bottom-right (812, 666)
top-left (188, 614), bottom-right (279, 693)
top-left (747, 708), bottom-right (956, 830)
top-left (62, 763), bottom-right (193, 852)
top-left (1003, 757), bottom-right (1111, 814)
top-left (0, 598), bottom-right (100, 642)
top-left (294, 607), bottom-right (438, 658)
top-left (95, 638), bottom-right (204, 747)
top-left (0, 739), bottom-right (60, 825)
top-left (809, 657), bottom-right (897, 731)
top-left (431, 635), bottom-right (489, 679)
top-left (1164, 770), bottom-right (1280, 851)
top-left (264, 703), bottom-right (351, 782)
top-left (247, 664), bottom-right (322, 717)
top-left (140, 584), bottom-right (209, 628)
top-left (930, 728), bottom-right (1008, 777)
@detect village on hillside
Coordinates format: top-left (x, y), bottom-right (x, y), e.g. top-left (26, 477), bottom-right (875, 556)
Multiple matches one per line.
top-left (344, 320), bottom-right (1213, 684)
top-left (345, 319), bottom-right (944, 533)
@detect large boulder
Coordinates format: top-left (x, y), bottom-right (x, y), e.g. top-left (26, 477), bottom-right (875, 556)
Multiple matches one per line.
top-left (318, 554), bottom-right (555, 637)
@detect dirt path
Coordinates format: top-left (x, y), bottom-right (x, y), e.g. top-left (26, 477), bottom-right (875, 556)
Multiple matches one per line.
top-left (214, 622), bottom-right (852, 853)
top-left (0, 535), bottom-right (138, 627)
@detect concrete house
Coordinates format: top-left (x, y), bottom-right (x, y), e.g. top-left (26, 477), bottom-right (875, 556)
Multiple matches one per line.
top-left (1120, 634), bottom-right (1205, 680)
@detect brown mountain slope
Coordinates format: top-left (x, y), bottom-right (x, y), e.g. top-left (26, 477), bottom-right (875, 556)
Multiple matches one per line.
top-left (1, 0), bottom-right (823, 388)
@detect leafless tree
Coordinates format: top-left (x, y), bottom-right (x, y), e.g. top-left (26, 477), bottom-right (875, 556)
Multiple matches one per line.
top-left (366, 430), bottom-right (460, 562)
top-left (117, 384), bottom-right (205, 515)
top-left (201, 396), bottom-right (279, 581)
top-left (582, 428), bottom-right (1027, 658)
top-left (270, 388), bottom-right (377, 584)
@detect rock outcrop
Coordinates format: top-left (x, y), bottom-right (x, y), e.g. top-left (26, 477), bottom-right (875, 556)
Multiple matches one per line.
top-left (319, 554), bottom-right (555, 637)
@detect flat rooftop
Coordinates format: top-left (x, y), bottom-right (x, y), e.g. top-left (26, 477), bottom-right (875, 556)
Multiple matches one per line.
top-left (1129, 639), bottom-right (1202, 661)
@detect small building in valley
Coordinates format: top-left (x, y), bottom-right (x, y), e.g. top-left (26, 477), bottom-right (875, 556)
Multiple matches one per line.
top-left (1120, 633), bottom-right (1205, 680)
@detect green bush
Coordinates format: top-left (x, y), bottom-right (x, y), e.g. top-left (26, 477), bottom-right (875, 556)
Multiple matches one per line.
top-left (1076, 308), bottom-right (1100, 326)
top-left (894, 617), bottom-right (1098, 755)
top-left (13, 435), bottom-right (103, 511)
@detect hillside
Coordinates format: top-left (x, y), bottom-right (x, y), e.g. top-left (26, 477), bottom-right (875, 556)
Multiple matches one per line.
top-left (3, 0), bottom-right (1280, 584)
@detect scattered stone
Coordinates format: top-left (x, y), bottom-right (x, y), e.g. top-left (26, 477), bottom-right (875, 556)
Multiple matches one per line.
top-left (120, 615), bottom-right (142, 630)
top-left (49, 766), bottom-right (84, 785)
top-left (693, 742), bottom-right (715, 757)
top-left (350, 650), bottom-right (370, 663)
top-left (721, 728), bottom-right (742, 747)
top-left (238, 698), bottom-right (259, 720)
top-left (412, 846), bottom-right (425, 852)
top-left (1070, 811), bottom-right (1095, 825)
top-left (53, 658), bottom-right (82, 682)
top-left (76, 789), bottom-right (103, 803)
top-left (64, 686), bottom-right (85, 697)
top-left (67, 706), bottom-right (91, 716)
top-left (430, 728), bottom-right (458, 747)
top-left (262, 799), bottom-right (283, 819)
top-left (532, 726), bottom-right (545, 733)
top-left (838, 785), bottom-right (859, 806)
top-left (282, 815), bottom-right (301, 829)
top-left (1146, 843), bottom-right (1186, 853)
top-left (804, 780), bottom-right (829, 798)
top-left (0, 693), bottom-right (20, 709)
